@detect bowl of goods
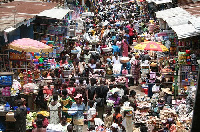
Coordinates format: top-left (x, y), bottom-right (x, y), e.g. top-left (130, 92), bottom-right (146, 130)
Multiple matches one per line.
top-left (102, 47), bottom-right (112, 52)
top-left (71, 50), bottom-right (79, 54)
top-left (120, 57), bottom-right (130, 63)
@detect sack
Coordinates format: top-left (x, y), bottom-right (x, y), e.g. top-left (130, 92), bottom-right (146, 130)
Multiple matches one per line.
top-left (95, 98), bottom-right (104, 107)
top-left (73, 119), bottom-right (84, 125)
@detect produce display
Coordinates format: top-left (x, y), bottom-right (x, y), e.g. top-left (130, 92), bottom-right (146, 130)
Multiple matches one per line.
top-left (26, 112), bottom-right (37, 130)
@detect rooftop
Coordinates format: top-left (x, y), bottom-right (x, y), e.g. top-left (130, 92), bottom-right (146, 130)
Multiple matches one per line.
top-left (0, 1), bottom-right (57, 32)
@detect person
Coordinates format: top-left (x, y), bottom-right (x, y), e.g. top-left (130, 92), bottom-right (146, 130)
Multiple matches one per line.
top-left (88, 58), bottom-right (97, 69)
top-left (122, 67), bottom-right (129, 87)
top-left (61, 89), bottom-right (73, 122)
top-left (48, 94), bottom-right (61, 124)
top-left (100, 42), bottom-right (107, 55)
top-left (87, 100), bottom-right (97, 128)
top-left (131, 55), bottom-right (140, 85)
top-left (112, 52), bottom-right (121, 64)
top-left (112, 41), bottom-right (120, 55)
top-left (116, 37), bottom-right (122, 56)
top-left (58, 116), bottom-right (69, 132)
top-left (35, 89), bottom-right (47, 110)
top-left (164, 88), bottom-right (172, 106)
top-left (95, 79), bottom-right (109, 118)
top-left (21, 98), bottom-right (26, 107)
top-left (14, 99), bottom-right (27, 132)
top-left (128, 24), bottom-right (134, 45)
top-left (32, 114), bottom-right (49, 129)
top-left (113, 106), bottom-right (122, 125)
top-left (129, 90), bottom-right (137, 110)
top-left (67, 124), bottom-right (73, 132)
top-left (32, 118), bottom-right (46, 132)
top-left (109, 92), bottom-right (121, 107)
top-left (122, 36), bottom-right (129, 57)
top-left (84, 50), bottom-right (91, 64)
top-left (104, 106), bottom-right (113, 129)
top-left (111, 123), bottom-right (119, 132)
top-left (152, 79), bottom-right (161, 93)
top-left (71, 94), bottom-right (85, 132)
top-left (86, 78), bottom-right (97, 101)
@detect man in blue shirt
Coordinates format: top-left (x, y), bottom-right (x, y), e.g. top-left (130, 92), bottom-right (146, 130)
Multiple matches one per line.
top-left (71, 94), bottom-right (85, 132)
top-left (112, 41), bottom-right (120, 55)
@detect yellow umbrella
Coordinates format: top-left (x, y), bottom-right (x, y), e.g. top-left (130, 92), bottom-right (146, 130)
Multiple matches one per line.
top-left (134, 41), bottom-right (169, 52)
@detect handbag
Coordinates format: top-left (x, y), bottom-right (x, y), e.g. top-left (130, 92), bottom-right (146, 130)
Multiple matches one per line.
top-left (95, 98), bottom-right (104, 107)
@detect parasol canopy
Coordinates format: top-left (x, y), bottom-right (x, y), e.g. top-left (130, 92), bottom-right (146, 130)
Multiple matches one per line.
top-left (134, 41), bottom-right (169, 52)
top-left (9, 38), bottom-right (53, 53)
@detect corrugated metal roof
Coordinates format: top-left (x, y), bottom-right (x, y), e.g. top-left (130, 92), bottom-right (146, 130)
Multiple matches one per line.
top-left (177, 0), bottom-right (194, 6)
top-left (182, 2), bottom-right (200, 17)
top-left (0, 1), bottom-right (57, 32)
top-left (37, 8), bottom-right (72, 20)
top-left (156, 7), bottom-right (200, 39)
top-left (146, 0), bottom-right (172, 4)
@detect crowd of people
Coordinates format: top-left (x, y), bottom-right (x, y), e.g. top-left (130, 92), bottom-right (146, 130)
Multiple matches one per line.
top-left (10, 0), bottom-right (195, 132)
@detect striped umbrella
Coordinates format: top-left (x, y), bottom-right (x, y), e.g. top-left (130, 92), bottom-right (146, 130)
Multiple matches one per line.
top-left (134, 41), bottom-right (169, 52)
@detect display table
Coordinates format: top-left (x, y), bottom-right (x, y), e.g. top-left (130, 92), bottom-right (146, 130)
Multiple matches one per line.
top-left (0, 111), bottom-right (15, 131)
top-left (0, 111), bottom-right (7, 116)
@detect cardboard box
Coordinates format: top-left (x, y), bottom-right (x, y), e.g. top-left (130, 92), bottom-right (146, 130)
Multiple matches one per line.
top-left (6, 112), bottom-right (16, 122)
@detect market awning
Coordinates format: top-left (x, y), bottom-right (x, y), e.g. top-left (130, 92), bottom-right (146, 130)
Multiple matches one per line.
top-left (171, 24), bottom-right (200, 39)
top-left (146, 0), bottom-right (172, 4)
top-left (37, 8), bottom-right (72, 20)
top-left (156, 7), bottom-right (200, 39)
top-left (156, 7), bottom-right (191, 23)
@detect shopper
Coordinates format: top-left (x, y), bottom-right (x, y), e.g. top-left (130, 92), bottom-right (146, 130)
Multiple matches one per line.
top-left (71, 94), bottom-right (85, 132)
top-left (104, 106), bottom-right (113, 129)
top-left (61, 89), bottom-right (73, 122)
top-left (131, 55), bottom-right (140, 85)
top-left (48, 94), bottom-right (61, 124)
top-left (109, 92), bottom-right (121, 107)
top-left (14, 99), bottom-right (27, 132)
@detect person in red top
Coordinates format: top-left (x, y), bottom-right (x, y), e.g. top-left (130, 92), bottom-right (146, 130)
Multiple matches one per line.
top-left (128, 24), bottom-right (134, 45)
